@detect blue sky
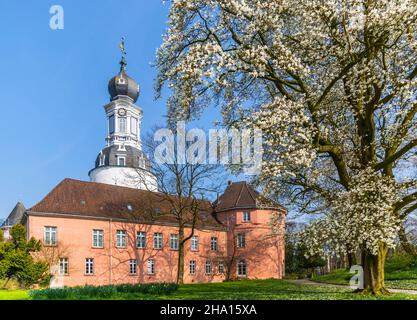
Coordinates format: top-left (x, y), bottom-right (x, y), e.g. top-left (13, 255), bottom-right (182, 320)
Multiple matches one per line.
top-left (0, 0), bottom-right (224, 218)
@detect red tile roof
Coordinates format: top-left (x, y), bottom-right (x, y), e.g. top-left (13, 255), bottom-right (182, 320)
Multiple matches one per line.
top-left (29, 179), bottom-right (223, 230)
top-left (213, 181), bottom-right (284, 212)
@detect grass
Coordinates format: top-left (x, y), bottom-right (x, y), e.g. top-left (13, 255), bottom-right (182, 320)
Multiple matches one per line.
top-left (315, 253), bottom-right (417, 290)
top-left (0, 290), bottom-right (29, 300)
top-left (1, 279), bottom-right (417, 300)
top-left (29, 283), bottom-right (178, 300)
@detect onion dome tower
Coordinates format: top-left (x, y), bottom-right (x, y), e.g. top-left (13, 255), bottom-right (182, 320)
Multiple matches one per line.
top-left (88, 38), bottom-right (157, 191)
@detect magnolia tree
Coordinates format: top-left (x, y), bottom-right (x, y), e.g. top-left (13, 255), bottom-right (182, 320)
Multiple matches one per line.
top-left (156, 0), bottom-right (417, 294)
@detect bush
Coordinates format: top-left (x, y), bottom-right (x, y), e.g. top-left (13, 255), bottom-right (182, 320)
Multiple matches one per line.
top-left (29, 282), bottom-right (179, 300)
top-left (385, 251), bottom-right (417, 272)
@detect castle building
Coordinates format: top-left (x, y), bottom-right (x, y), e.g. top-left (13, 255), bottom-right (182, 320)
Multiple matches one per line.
top-left (3, 48), bottom-right (286, 287)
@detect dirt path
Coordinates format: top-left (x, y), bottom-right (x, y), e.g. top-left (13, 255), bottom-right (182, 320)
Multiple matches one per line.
top-left (286, 278), bottom-right (417, 295)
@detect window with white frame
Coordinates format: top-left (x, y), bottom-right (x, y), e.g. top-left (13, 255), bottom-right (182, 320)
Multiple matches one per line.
top-left (118, 117), bottom-right (127, 133)
top-left (210, 237), bottom-right (218, 251)
top-left (92, 229), bottom-right (104, 248)
top-left (131, 117), bottom-right (138, 134)
top-left (85, 258), bottom-right (94, 275)
top-left (109, 115), bottom-right (115, 134)
top-left (99, 153), bottom-right (105, 166)
top-left (237, 260), bottom-right (247, 276)
top-left (136, 231), bottom-right (146, 248)
top-left (154, 233), bottom-right (163, 249)
top-left (170, 234), bottom-right (179, 250)
top-left (243, 211), bottom-right (251, 222)
top-left (191, 236), bottom-right (199, 251)
top-left (44, 226), bottom-right (57, 246)
top-left (189, 260), bottom-right (196, 275)
top-left (205, 260), bottom-right (212, 274)
top-left (218, 261), bottom-right (225, 274)
top-left (237, 233), bottom-right (246, 248)
top-left (147, 259), bottom-right (155, 275)
top-left (59, 258), bottom-right (69, 275)
top-left (117, 156), bottom-right (126, 167)
top-left (129, 259), bottom-right (137, 275)
top-left (116, 230), bottom-right (127, 248)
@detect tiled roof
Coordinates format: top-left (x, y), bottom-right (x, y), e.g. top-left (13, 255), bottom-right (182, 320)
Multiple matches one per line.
top-left (213, 181), bottom-right (284, 212)
top-left (1, 202), bottom-right (26, 227)
top-left (29, 179), bottom-right (223, 230)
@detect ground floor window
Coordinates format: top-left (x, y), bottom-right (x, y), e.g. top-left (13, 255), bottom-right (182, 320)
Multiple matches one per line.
top-left (85, 258), bottom-right (94, 275)
top-left (59, 258), bottom-right (69, 275)
top-left (147, 259), bottom-right (155, 275)
top-left (129, 259), bottom-right (137, 275)
top-left (218, 261), bottom-right (225, 274)
top-left (189, 260), bottom-right (196, 275)
top-left (205, 260), bottom-right (212, 275)
top-left (237, 260), bottom-right (247, 276)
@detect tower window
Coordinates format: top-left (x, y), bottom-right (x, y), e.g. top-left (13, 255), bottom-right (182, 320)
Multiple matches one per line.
top-left (118, 157), bottom-right (126, 166)
top-left (131, 117), bottom-right (138, 134)
top-left (99, 153), bottom-right (106, 166)
top-left (237, 233), bottom-right (246, 248)
top-left (119, 117), bottom-right (127, 133)
top-left (243, 211), bottom-right (251, 222)
top-left (109, 115), bottom-right (115, 134)
top-left (210, 237), bottom-right (218, 251)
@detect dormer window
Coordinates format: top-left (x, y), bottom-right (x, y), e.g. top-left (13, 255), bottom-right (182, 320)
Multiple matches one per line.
top-left (118, 157), bottom-right (126, 167)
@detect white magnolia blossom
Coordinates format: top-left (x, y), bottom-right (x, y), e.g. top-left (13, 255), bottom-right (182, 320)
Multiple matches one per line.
top-left (300, 168), bottom-right (402, 256)
top-left (157, 0), bottom-right (417, 258)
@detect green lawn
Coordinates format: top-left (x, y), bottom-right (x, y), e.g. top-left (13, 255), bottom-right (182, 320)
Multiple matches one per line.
top-left (1, 279), bottom-right (417, 300)
top-left (314, 268), bottom-right (417, 290)
top-left (314, 252), bottom-right (417, 290)
top-left (0, 290), bottom-right (29, 300)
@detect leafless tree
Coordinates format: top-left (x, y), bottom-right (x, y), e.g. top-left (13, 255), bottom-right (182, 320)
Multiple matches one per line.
top-left (132, 128), bottom-right (226, 283)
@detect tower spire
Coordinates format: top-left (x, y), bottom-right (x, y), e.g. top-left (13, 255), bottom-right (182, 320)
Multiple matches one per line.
top-left (119, 37), bottom-right (127, 72)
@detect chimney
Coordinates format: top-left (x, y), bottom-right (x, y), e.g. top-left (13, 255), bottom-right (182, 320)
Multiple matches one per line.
top-left (228, 180), bottom-right (232, 186)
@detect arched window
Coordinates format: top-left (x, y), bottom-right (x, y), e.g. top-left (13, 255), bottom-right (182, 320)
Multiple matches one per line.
top-left (237, 260), bottom-right (247, 276)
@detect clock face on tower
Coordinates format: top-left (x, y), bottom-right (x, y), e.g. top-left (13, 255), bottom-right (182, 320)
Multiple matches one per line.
top-left (118, 108), bottom-right (127, 116)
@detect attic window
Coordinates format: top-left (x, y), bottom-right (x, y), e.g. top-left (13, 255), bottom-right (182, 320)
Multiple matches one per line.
top-left (154, 208), bottom-right (161, 215)
top-left (127, 204), bottom-right (133, 211)
top-left (80, 200), bottom-right (86, 206)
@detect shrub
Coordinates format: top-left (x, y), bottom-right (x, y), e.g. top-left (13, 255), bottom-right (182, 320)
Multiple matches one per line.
top-left (29, 282), bottom-right (179, 300)
top-left (385, 251), bottom-right (417, 272)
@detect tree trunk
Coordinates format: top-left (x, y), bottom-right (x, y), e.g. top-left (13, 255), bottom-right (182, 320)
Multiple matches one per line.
top-left (399, 224), bottom-right (416, 256)
top-left (2, 277), bottom-right (10, 289)
top-left (347, 252), bottom-right (357, 268)
top-left (176, 227), bottom-right (185, 284)
top-left (360, 242), bottom-right (389, 295)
